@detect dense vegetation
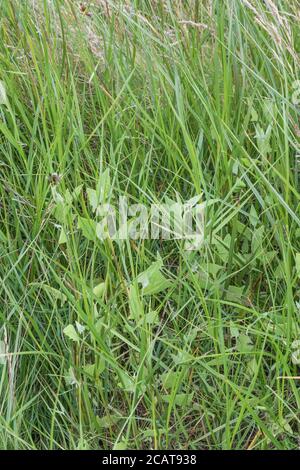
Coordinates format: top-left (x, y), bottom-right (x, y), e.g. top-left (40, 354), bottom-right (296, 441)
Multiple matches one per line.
top-left (0, 0), bottom-right (300, 450)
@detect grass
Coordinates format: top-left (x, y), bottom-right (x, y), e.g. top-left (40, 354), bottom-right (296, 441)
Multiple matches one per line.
top-left (0, 0), bottom-right (300, 450)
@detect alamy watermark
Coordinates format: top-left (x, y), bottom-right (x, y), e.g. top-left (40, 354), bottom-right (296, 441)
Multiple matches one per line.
top-left (93, 196), bottom-right (205, 250)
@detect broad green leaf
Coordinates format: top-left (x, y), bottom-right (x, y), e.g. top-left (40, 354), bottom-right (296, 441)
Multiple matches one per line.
top-left (83, 363), bottom-right (96, 376)
top-left (144, 310), bottom-right (159, 325)
top-left (63, 324), bottom-right (80, 343)
top-left (199, 262), bottom-right (223, 278)
top-left (184, 327), bottom-right (198, 343)
top-left (161, 371), bottom-right (180, 389)
top-left (78, 216), bottom-right (97, 241)
top-left (236, 334), bottom-right (253, 353)
top-left (213, 234), bottom-right (231, 262)
top-left (96, 168), bottom-right (111, 205)
top-left (96, 415), bottom-right (120, 429)
top-left (72, 184), bottom-right (83, 200)
top-left (117, 370), bottom-right (135, 392)
top-left (251, 225), bottom-right (264, 253)
top-left (247, 99), bottom-right (258, 122)
top-left (274, 261), bottom-right (285, 279)
top-left (87, 188), bottom-right (98, 213)
top-left (225, 285), bottom-right (244, 302)
top-left (76, 438), bottom-right (89, 450)
top-left (262, 98), bottom-right (277, 123)
top-left (264, 250), bottom-right (277, 265)
top-left (249, 205), bottom-right (259, 227)
top-left (128, 284), bottom-right (144, 321)
top-left (171, 350), bottom-right (193, 364)
top-left (86, 169), bottom-right (111, 212)
top-left (65, 366), bottom-right (79, 386)
top-left (136, 259), bottom-right (171, 296)
top-left (53, 202), bottom-right (69, 224)
top-left (51, 186), bottom-right (64, 204)
top-left (232, 178), bottom-right (246, 193)
top-left (93, 282), bottom-right (105, 298)
top-left (86, 169), bottom-right (112, 214)
top-left (84, 359), bottom-right (105, 377)
top-left (162, 393), bottom-right (194, 407)
top-left (58, 227), bottom-right (67, 245)
top-left (64, 189), bottom-right (73, 205)
top-left (186, 194), bottom-right (202, 207)
top-left (247, 357), bottom-right (259, 377)
top-left (230, 321), bottom-right (240, 338)
top-left (255, 124), bottom-right (272, 156)
top-left (113, 440), bottom-right (127, 450)
top-left (98, 358), bottom-right (106, 374)
top-left (250, 107), bottom-right (258, 122)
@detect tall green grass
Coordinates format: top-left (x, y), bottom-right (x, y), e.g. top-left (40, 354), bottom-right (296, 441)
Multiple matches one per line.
top-left (0, 0), bottom-right (300, 449)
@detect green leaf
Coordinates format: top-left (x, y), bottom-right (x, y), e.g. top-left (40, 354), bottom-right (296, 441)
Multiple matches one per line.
top-left (247, 99), bottom-right (258, 122)
top-left (96, 168), bottom-right (111, 205)
top-left (225, 285), bottom-right (244, 302)
top-left (274, 261), bottom-right (285, 279)
top-left (247, 357), bottom-right (259, 377)
top-left (161, 371), bottom-right (180, 389)
top-left (250, 107), bottom-right (258, 122)
top-left (65, 366), bottom-right (79, 386)
top-left (136, 259), bottom-right (171, 296)
top-left (86, 169), bottom-right (111, 212)
top-left (199, 262), bottom-right (223, 278)
top-left (72, 185), bottom-right (83, 200)
top-left (93, 282), bottom-right (105, 298)
top-left (87, 188), bottom-right (98, 213)
top-left (96, 415), bottom-right (120, 429)
top-left (113, 440), bottom-right (127, 450)
top-left (264, 250), bottom-right (277, 265)
top-left (255, 124), bottom-right (272, 156)
top-left (84, 359), bottom-right (105, 377)
top-left (76, 438), bottom-right (89, 450)
top-left (63, 324), bottom-right (80, 343)
top-left (87, 169), bottom-right (112, 213)
top-left (249, 205), bottom-right (259, 227)
top-left (162, 393), bottom-right (194, 407)
top-left (64, 189), bottom-right (73, 205)
top-left (52, 187), bottom-right (75, 225)
top-left (144, 310), bottom-right (159, 325)
top-left (51, 186), bottom-right (64, 204)
top-left (230, 321), bottom-right (240, 338)
top-left (117, 370), bottom-right (135, 392)
top-left (171, 350), bottom-right (193, 364)
top-left (128, 284), bottom-right (144, 321)
top-left (262, 98), bottom-right (277, 123)
top-left (251, 226), bottom-right (265, 253)
top-left (232, 178), bottom-right (246, 193)
top-left (58, 227), bottom-right (67, 245)
top-left (236, 334), bottom-right (253, 353)
top-left (78, 216), bottom-right (97, 241)
top-left (83, 363), bottom-right (96, 376)
top-left (98, 358), bottom-right (106, 374)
